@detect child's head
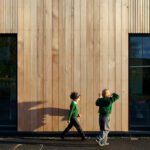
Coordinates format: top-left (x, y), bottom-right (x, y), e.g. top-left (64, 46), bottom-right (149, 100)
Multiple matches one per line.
top-left (70, 92), bottom-right (80, 102)
top-left (102, 89), bottom-right (111, 98)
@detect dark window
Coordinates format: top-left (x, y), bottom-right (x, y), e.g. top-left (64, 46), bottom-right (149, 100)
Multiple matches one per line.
top-left (129, 34), bottom-right (150, 131)
top-left (0, 34), bottom-right (17, 130)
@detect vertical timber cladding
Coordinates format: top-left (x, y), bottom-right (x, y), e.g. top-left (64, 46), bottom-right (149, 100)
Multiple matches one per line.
top-left (129, 0), bottom-right (150, 33)
top-left (17, 0), bottom-right (129, 132)
top-left (0, 0), bottom-right (18, 33)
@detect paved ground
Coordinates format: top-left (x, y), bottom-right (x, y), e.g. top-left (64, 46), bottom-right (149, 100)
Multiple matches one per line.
top-left (0, 137), bottom-right (150, 150)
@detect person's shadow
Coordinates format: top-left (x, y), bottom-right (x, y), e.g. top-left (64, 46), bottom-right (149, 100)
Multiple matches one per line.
top-left (18, 101), bottom-right (69, 131)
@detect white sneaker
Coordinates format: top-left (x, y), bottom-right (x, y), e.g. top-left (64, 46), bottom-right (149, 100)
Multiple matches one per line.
top-left (98, 142), bottom-right (105, 147)
top-left (96, 139), bottom-right (105, 146)
top-left (105, 142), bottom-right (109, 146)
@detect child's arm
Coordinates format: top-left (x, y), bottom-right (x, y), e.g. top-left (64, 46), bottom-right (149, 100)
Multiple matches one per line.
top-left (96, 98), bottom-right (101, 106)
top-left (68, 103), bottom-right (75, 122)
top-left (110, 93), bottom-right (119, 103)
top-left (96, 98), bottom-right (110, 106)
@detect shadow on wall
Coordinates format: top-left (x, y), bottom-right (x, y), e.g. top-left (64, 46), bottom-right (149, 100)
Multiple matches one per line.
top-left (18, 102), bottom-right (69, 131)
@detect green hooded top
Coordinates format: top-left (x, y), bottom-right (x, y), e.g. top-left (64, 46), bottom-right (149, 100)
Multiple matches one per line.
top-left (96, 93), bottom-right (119, 116)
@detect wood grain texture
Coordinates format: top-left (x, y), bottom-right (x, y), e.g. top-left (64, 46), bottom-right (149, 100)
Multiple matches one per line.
top-left (99, 0), bottom-right (103, 106)
top-left (73, 0), bottom-right (81, 131)
top-left (115, 0), bottom-right (122, 131)
top-left (122, 0), bottom-right (128, 131)
top-left (86, 0), bottom-right (94, 131)
top-left (1, 0), bottom-right (17, 33)
top-left (30, 0), bottom-right (38, 131)
top-left (102, 0), bottom-right (109, 90)
top-left (12, 0), bottom-right (18, 33)
top-left (80, 0), bottom-right (87, 131)
top-left (43, 0), bottom-right (53, 131)
top-left (148, 0), bottom-right (149, 32)
top-left (65, 0), bottom-right (73, 131)
top-left (5, 0), bottom-right (11, 32)
top-left (37, 0), bottom-right (44, 131)
top-left (129, 0), bottom-right (150, 33)
top-left (52, 0), bottom-right (59, 131)
top-left (2, 0), bottom-right (150, 132)
top-left (108, 0), bottom-right (116, 131)
top-left (23, 0), bottom-right (31, 131)
top-left (58, 0), bottom-right (66, 131)
top-left (17, 0), bottom-right (24, 131)
top-left (93, 0), bottom-right (100, 131)
top-left (0, 0), bottom-right (4, 32)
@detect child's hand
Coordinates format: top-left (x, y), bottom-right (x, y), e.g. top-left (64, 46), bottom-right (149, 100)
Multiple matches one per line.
top-left (98, 93), bottom-right (102, 98)
top-left (78, 114), bottom-right (81, 117)
top-left (110, 93), bottom-right (113, 97)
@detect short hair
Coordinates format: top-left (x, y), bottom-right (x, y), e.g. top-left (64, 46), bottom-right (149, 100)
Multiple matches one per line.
top-left (70, 92), bottom-right (80, 100)
top-left (102, 89), bottom-right (110, 98)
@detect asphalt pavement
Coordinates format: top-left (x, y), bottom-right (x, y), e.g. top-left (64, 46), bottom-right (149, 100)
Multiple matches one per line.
top-left (0, 137), bottom-right (150, 150)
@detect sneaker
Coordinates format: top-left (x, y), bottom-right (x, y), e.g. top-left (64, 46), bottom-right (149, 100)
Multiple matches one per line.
top-left (96, 139), bottom-right (103, 146)
top-left (98, 142), bottom-right (105, 147)
top-left (105, 142), bottom-right (109, 146)
top-left (81, 136), bottom-right (89, 141)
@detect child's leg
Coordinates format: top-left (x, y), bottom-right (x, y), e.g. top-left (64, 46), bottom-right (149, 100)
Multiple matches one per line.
top-left (104, 116), bottom-right (110, 143)
top-left (62, 120), bottom-right (74, 137)
top-left (72, 118), bottom-right (85, 139)
top-left (96, 115), bottom-right (104, 140)
top-left (99, 116), bottom-right (110, 144)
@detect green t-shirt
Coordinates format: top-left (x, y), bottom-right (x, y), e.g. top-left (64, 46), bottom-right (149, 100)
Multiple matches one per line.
top-left (96, 93), bottom-right (119, 116)
top-left (68, 101), bottom-right (79, 121)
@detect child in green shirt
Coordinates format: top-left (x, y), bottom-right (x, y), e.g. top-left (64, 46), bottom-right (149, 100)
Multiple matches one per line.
top-left (61, 92), bottom-right (86, 140)
top-left (95, 89), bottom-right (119, 146)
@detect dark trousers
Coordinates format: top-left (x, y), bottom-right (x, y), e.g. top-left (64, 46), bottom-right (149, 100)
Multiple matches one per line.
top-left (62, 117), bottom-right (85, 139)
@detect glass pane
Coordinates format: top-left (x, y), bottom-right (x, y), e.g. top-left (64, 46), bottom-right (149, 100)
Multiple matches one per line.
top-left (0, 34), bottom-right (17, 128)
top-left (129, 36), bottom-right (142, 59)
top-left (129, 35), bottom-right (150, 131)
top-left (143, 37), bottom-right (150, 59)
top-left (130, 67), bottom-right (150, 128)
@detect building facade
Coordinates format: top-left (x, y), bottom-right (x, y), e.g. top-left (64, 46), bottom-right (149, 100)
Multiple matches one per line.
top-left (0, 0), bottom-right (150, 132)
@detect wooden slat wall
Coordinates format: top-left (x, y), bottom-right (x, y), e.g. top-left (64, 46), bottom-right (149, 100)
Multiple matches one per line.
top-left (0, 0), bottom-right (133, 132)
top-left (0, 0), bottom-right (18, 33)
top-left (52, 0), bottom-right (59, 132)
top-left (86, 0), bottom-right (94, 131)
top-left (80, 0), bottom-right (87, 131)
top-left (129, 0), bottom-right (150, 33)
top-left (122, 0), bottom-right (128, 132)
top-left (93, 0), bottom-right (100, 131)
top-left (36, 0), bottom-right (44, 131)
top-left (43, 0), bottom-right (53, 132)
top-left (115, 0), bottom-right (122, 131)
top-left (18, 0), bottom-right (24, 131)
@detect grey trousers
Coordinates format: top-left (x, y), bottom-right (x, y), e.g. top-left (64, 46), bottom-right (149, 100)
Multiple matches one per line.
top-left (97, 115), bottom-right (110, 144)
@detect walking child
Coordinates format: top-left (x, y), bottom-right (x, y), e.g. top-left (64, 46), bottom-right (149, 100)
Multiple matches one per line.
top-left (61, 92), bottom-right (87, 140)
top-left (95, 89), bottom-right (119, 146)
